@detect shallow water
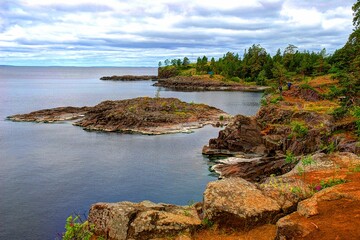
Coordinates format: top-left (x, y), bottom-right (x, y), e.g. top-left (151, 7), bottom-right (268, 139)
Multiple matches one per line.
top-left (0, 66), bottom-right (262, 239)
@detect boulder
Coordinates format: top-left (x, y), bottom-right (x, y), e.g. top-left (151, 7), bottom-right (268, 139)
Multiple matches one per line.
top-left (88, 200), bottom-right (201, 240)
top-left (202, 178), bottom-right (281, 229)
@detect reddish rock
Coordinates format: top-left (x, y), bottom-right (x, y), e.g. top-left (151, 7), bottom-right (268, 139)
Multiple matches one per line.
top-left (203, 178), bottom-right (282, 229)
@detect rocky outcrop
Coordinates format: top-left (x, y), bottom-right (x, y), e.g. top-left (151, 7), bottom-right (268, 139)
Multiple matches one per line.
top-left (7, 97), bottom-right (231, 135)
top-left (203, 115), bottom-right (266, 156)
top-left (276, 178), bottom-right (360, 240)
top-left (88, 200), bottom-right (201, 240)
top-left (154, 76), bottom-right (269, 92)
top-left (211, 156), bottom-right (295, 182)
top-left (275, 152), bottom-right (360, 240)
top-left (203, 103), bottom-right (342, 158)
top-left (100, 75), bottom-right (158, 81)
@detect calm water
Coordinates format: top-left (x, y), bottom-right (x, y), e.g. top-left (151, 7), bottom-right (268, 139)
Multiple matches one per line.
top-left (0, 66), bottom-right (262, 239)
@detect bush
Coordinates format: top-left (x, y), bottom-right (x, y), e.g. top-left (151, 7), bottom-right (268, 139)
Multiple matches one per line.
top-left (230, 76), bottom-right (241, 83)
top-left (352, 106), bottom-right (360, 137)
top-left (290, 121), bottom-right (309, 137)
top-left (62, 215), bottom-right (94, 240)
top-left (331, 106), bottom-right (348, 119)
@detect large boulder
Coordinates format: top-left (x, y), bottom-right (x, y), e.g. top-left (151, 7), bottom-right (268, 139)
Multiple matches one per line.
top-left (202, 178), bottom-right (282, 229)
top-left (88, 200), bottom-right (201, 240)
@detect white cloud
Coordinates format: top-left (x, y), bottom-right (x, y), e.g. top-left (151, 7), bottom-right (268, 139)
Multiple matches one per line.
top-left (0, 0), bottom-right (355, 66)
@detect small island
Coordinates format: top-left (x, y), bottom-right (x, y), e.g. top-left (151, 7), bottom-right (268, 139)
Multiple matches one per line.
top-left (100, 75), bottom-right (158, 81)
top-left (7, 97), bottom-right (231, 135)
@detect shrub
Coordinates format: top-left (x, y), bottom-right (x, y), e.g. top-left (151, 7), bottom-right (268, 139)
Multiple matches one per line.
top-left (331, 106), bottom-right (348, 119)
top-left (290, 121), bottom-right (309, 138)
top-left (62, 215), bottom-right (94, 240)
top-left (352, 106), bottom-right (360, 137)
top-left (270, 96), bottom-right (283, 104)
top-left (230, 76), bottom-right (241, 83)
top-left (285, 151), bottom-right (296, 164)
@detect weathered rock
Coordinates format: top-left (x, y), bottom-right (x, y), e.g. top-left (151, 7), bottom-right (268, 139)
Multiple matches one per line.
top-left (282, 86), bottom-right (324, 102)
top-left (7, 106), bottom-right (89, 123)
top-left (283, 152), bottom-right (360, 177)
top-left (203, 115), bottom-right (266, 156)
top-left (275, 152), bottom-right (360, 240)
top-left (203, 178), bottom-right (282, 230)
top-left (88, 200), bottom-right (201, 240)
top-left (211, 156), bottom-right (295, 182)
top-left (276, 179), bottom-right (360, 240)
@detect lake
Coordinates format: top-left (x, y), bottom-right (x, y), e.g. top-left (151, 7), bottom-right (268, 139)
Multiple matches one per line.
top-left (0, 66), bottom-right (262, 239)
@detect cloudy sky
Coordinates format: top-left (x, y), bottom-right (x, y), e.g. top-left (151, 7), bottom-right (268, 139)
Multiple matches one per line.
top-left (0, 0), bottom-right (356, 66)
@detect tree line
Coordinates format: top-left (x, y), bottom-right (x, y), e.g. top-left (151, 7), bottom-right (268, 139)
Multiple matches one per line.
top-left (159, 44), bottom-right (334, 86)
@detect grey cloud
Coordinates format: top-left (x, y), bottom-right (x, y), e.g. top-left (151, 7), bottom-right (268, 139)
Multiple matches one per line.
top-left (191, 1), bottom-right (283, 19)
top-left (47, 3), bottom-right (113, 13)
top-left (287, 0), bottom-right (354, 12)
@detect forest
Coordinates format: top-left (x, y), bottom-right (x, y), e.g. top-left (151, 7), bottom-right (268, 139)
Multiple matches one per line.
top-left (159, 1), bottom-right (360, 110)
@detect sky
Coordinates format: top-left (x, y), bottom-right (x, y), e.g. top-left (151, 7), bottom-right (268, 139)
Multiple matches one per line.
top-left (0, 0), bottom-right (356, 67)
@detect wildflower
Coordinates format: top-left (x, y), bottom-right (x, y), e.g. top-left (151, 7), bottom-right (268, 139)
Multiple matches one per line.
top-left (314, 185), bottom-right (322, 191)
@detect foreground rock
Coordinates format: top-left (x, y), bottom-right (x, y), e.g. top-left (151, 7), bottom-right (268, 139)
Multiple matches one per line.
top-left (100, 75), bottom-right (158, 81)
top-left (154, 76), bottom-right (269, 92)
top-left (86, 152), bottom-right (360, 239)
top-left (7, 97), bottom-right (231, 135)
top-left (202, 178), bottom-right (282, 229)
top-left (275, 152), bottom-right (360, 240)
top-left (88, 201), bottom-right (201, 240)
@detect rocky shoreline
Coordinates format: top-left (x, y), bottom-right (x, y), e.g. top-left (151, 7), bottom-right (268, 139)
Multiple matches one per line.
top-left (83, 77), bottom-right (360, 239)
top-left (88, 152), bottom-right (360, 240)
top-left (154, 76), bottom-right (269, 92)
top-left (7, 97), bottom-right (231, 135)
top-left (100, 75), bottom-right (158, 81)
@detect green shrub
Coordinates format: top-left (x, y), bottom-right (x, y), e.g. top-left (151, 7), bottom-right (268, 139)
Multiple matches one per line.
top-left (63, 215), bottom-right (94, 240)
top-left (331, 106), bottom-right (348, 119)
top-left (285, 151), bottom-right (296, 164)
top-left (290, 121), bottom-right (309, 137)
top-left (260, 98), bottom-right (268, 106)
top-left (352, 106), bottom-right (360, 137)
top-left (299, 83), bottom-right (315, 91)
top-left (270, 96), bottom-right (283, 104)
top-left (230, 76), bottom-right (241, 83)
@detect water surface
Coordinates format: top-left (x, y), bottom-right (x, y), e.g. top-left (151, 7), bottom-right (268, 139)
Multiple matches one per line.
top-left (0, 66), bottom-right (262, 239)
